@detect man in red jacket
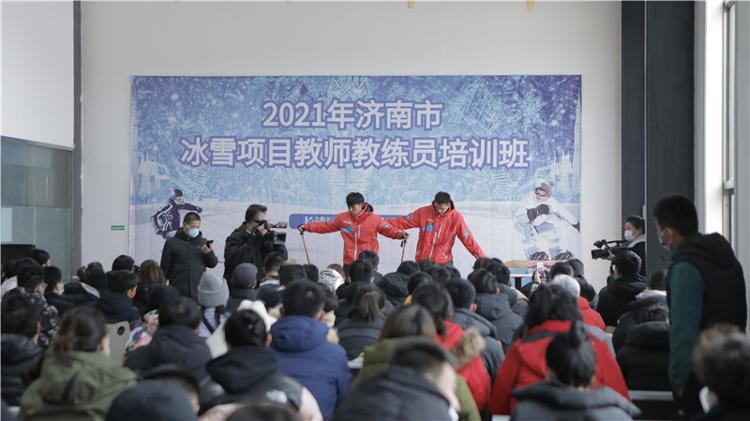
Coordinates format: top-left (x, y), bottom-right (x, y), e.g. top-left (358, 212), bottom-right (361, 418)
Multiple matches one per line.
top-left (389, 192), bottom-right (484, 265)
top-left (298, 192), bottom-right (406, 272)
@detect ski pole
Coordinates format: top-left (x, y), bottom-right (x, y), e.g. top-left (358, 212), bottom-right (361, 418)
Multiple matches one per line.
top-left (300, 231), bottom-right (311, 265)
top-left (400, 235), bottom-right (408, 264)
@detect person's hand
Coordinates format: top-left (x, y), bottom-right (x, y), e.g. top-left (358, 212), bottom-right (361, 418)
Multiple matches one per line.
top-left (201, 243), bottom-right (213, 254)
top-left (537, 204), bottom-right (550, 215)
top-left (298, 224), bottom-right (306, 234)
top-left (606, 250), bottom-right (615, 260)
top-left (403, 232), bottom-right (409, 240)
top-left (527, 208), bottom-right (538, 222)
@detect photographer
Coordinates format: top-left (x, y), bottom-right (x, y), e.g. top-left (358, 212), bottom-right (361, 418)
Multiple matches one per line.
top-left (224, 204), bottom-right (288, 280)
top-left (623, 216), bottom-right (646, 276)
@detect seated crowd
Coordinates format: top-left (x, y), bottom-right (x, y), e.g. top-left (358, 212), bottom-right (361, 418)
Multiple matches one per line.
top-left (1, 200), bottom-right (748, 421)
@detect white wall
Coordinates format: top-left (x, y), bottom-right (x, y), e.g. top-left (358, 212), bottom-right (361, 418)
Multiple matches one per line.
top-left (81, 1), bottom-right (621, 288)
top-left (1, 1), bottom-right (74, 149)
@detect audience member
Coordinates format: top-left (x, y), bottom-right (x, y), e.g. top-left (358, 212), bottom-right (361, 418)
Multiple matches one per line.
top-left (12, 262), bottom-right (60, 348)
top-left (468, 268), bottom-right (523, 352)
top-left (63, 262), bottom-right (104, 306)
top-left (20, 306), bottom-right (136, 420)
top-left (550, 274), bottom-right (605, 330)
top-left (612, 270), bottom-right (668, 352)
top-left (616, 305), bottom-right (671, 391)
top-left (227, 263), bottom-right (259, 313)
top-left (96, 270), bottom-right (141, 327)
top-left (1, 293), bottom-right (44, 406)
top-left (132, 259), bottom-right (167, 315)
top-left (124, 284), bottom-right (180, 356)
top-left (197, 272), bottom-right (230, 337)
top-left (42, 266), bottom-right (74, 315)
top-left (106, 381), bottom-right (197, 421)
top-left (112, 254), bottom-right (135, 272)
top-left (337, 283), bottom-right (386, 360)
top-left (596, 250), bottom-right (646, 326)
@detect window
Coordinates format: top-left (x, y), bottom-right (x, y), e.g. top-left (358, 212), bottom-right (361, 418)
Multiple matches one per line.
top-left (723, 0), bottom-right (737, 248)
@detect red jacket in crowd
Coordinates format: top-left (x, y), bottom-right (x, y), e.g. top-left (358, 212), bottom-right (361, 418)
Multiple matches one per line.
top-left (490, 319), bottom-right (630, 415)
top-left (437, 320), bottom-right (491, 411)
top-left (579, 296), bottom-right (607, 331)
top-left (389, 201), bottom-right (484, 265)
top-left (303, 204), bottom-right (405, 265)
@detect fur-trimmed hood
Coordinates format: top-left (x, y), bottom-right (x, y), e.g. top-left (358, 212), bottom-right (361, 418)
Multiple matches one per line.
top-left (438, 320), bottom-right (486, 369)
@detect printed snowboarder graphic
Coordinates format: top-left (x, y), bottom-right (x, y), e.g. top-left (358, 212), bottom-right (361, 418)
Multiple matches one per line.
top-left (152, 189), bottom-right (203, 239)
top-left (515, 181), bottom-right (580, 261)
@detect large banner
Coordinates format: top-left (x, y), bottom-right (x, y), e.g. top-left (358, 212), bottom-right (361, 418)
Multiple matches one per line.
top-left (130, 76), bottom-right (581, 275)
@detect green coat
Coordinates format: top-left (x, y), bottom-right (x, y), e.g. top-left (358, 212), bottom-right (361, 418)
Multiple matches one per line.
top-left (353, 338), bottom-right (481, 421)
top-left (21, 350), bottom-right (137, 421)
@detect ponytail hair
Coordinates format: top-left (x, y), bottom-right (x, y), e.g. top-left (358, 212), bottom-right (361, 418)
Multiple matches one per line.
top-left (224, 309), bottom-right (267, 348)
top-left (353, 284), bottom-right (385, 323)
top-left (545, 320), bottom-right (596, 388)
top-left (52, 306), bottom-right (107, 353)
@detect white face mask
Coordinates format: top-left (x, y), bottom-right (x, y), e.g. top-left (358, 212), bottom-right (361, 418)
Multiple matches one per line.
top-left (624, 230), bottom-right (634, 241)
top-left (186, 227), bottom-right (199, 238)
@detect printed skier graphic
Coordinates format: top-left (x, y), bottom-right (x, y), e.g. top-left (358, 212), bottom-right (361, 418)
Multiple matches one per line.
top-left (151, 189), bottom-right (203, 239)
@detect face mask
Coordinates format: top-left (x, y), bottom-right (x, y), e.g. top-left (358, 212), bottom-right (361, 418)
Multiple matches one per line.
top-left (659, 230), bottom-right (672, 252)
top-left (624, 230), bottom-right (634, 241)
top-left (186, 227), bottom-right (199, 238)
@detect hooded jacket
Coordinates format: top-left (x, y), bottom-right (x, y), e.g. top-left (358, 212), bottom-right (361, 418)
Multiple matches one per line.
top-left (511, 381), bottom-right (640, 420)
top-left (20, 351), bottom-right (136, 421)
top-left (95, 290), bottom-right (140, 327)
top-left (44, 292), bottom-right (74, 315)
top-left (304, 204), bottom-right (405, 265)
top-left (337, 313), bottom-right (386, 360)
top-left (474, 293), bottom-right (523, 351)
top-left (160, 228), bottom-right (218, 299)
top-left (354, 337), bottom-right (481, 421)
top-left (389, 201), bottom-right (484, 265)
top-left (490, 320), bottom-right (629, 415)
top-left (451, 308), bottom-right (505, 384)
top-left (616, 321), bottom-right (671, 391)
top-left (124, 324), bottom-right (212, 381)
top-left (436, 321), bottom-right (491, 411)
top-left (334, 365), bottom-right (453, 421)
top-left (579, 296), bottom-right (606, 331)
top-left (226, 288), bottom-right (258, 313)
top-left (597, 274), bottom-right (647, 327)
top-left (612, 292), bottom-right (667, 352)
top-left (1, 334), bottom-right (43, 406)
top-left (270, 315), bottom-right (351, 419)
top-left (223, 224), bottom-right (288, 280)
top-left (376, 272), bottom-right (409, 307)
top-left (202, 345), bottom-right (303, 411)
top-left (63, 281), bottom-right (100, 306)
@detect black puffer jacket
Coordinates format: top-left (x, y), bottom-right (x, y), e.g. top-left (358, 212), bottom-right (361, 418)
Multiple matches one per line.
top-left (616, 321), bottom-right (671, 391)
top-left (161, 229), bottom-right (218, 299)
top-left (474, 293), bottom-right (523, 351)
top-left (337, 313), bottom-right (385, 360)
top-left (62, 281), bottom-right (99, 306)
top-left (223, 224), bottom-right (287, 281)
top-left (597, 274), bottom-right (647, 327)
top-left (95, 290), bottom-right (141, 327)
top-left (511, 380), bottom-right (640, 420)
top-left (44, 292), bottom-right (74, 315)
top-left (333, 365), bottom-right (453, 421)
top-left (201, 345), bottom-right (303, 412)
top-left (125, 325), bottom-right (212, 381)
top-left (612, 292), bottom-right (667, 351)
top-left (376, 273), bottom-right (409, 307)
top-left (1, 334), bottom-right (43, 406)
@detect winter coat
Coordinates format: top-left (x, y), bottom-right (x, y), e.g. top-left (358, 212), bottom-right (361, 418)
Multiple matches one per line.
top-left (1, 334), bottom-right (43, 406)
top-left (95, 290), bottom-right (140, 327)
top-left (490, 320), bottom-right (630, 415)
top-left (474, 293), bottom-right (523, 352)
top-left (132, 282), bottom-right (161, 316)
top-left (7, 288), bottom-right (60, 349)
top-left (579, 296), bottom-right (606, 330)
top-left (124, 324), bottom-right (212, 381)
top-left (376, 272), bottom-right (409, 307)
top-left (354, 337), bottom-right (481, 421)
top-left (198, 307), bottom-right (228, 338)
top-left (44, 292), bottom-right (74, 315)
top-left (451, 308), bottom-right (505, 384)
top-left (62, 281), bottom-right (99, 306)
top-left (337, 313), bottom-right (385, 360)
top-left (389, 201), bottom-right (484, 265)
top-left (612, 291), bottom-right (667, 352)
top-left (597, 273), bottom-right (647, 326)
top-left (437, 321), bottom-right (491, 411)
top-left (270, 315), bottom-right (351, 419)
top-left (223, 224), bottom-right (288, 280)
top-left (616, 321), bottom-right (671, 391)
top-left (160, 228), bottom-right (218, 299)
top-left (201, 345), bottom-right (304, 412)
top-left (304, 204), bottom-right (405, 265)
top-left (226, 288), bottom-right (257, 313)
top-left (20, 351), bottom-right (136, 421)
top-left (334, 365), bottom-right (453, 421)
top-left (511, 381), bottom-right (640, 420)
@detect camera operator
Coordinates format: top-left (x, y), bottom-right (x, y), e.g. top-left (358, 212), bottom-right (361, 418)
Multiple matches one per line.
top-left (223, 204), bottom-right (288, 280)
top-left (622, 216), bottom-right (646, 276)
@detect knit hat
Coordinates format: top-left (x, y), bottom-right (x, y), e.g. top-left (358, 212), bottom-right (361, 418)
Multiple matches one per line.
top-left (319, 268), bottom-right (344, 292)
top-left (105, 381), bottom-right (197, 421)
top-left (198, 272), bottom-right (229, 308)
top-left (231, 263), bottom-right (258, 289)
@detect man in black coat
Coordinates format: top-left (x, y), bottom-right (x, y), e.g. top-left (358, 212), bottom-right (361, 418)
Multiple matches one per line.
top-left (160, 212), bottom-right (218, 300)
top-left (333, 338), bottom-right (458, 421)
top-left (223, 204), bottom-right (288, 280)
top-left (596, 250), bottom-right (647, 327)
top-left (1, 292), bottom-right (44, 406)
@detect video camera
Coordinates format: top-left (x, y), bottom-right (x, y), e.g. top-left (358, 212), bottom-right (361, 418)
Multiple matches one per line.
top-left (258, 221), bottom-right (288, 243)
top-left (590, 239), bottom-right (628, 260)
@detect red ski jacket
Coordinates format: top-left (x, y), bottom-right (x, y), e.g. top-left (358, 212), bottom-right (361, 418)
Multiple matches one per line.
top-left (389, 201), bottom-right (484, 265)
top-left (579, 297), bottom-right (607, 331)
top-left (303, 204), bottom-right (405, 265)
top-left (437, 321), bottom-right (491, 411)
top-left (490, 319), bottom-right (629, 415)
